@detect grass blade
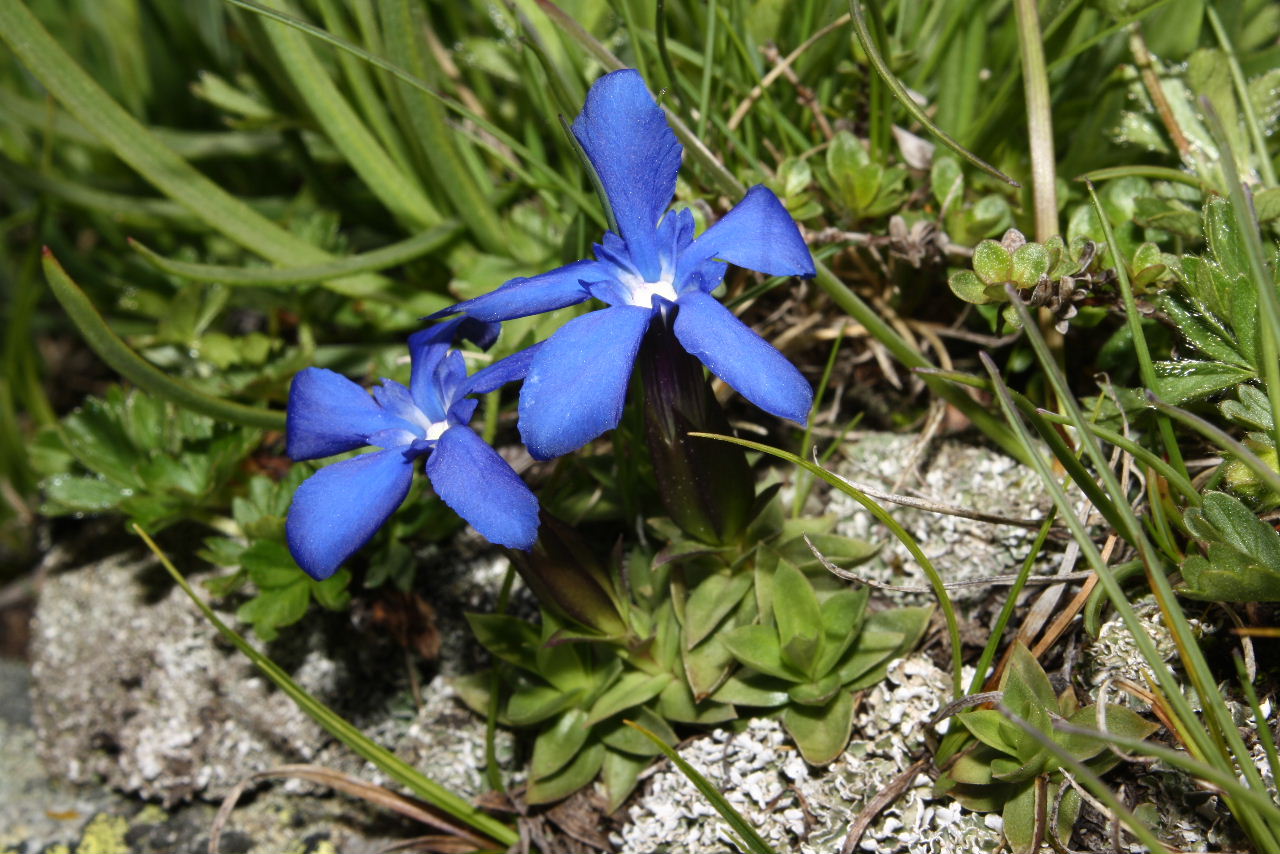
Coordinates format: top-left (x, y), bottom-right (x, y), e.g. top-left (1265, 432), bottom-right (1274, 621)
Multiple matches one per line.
top-left (132, 525), bottom-right (519, 848)
top-left (0, 0), bottom-right (386, 297)
top-left (1086, 180), bottom-right (1186, 474)
top-left (848, 0), bottom-right (1018, 188)
top-left (379, 0), bottom-right (506, 254)
top-left (42, 251), bottom-right (286, 430)
top-left (129, 221), bottom-right (463, 287)
top-left (258, 0), bottom-right (441, 229)
top-left (624, 719), bottom-right (776, 854)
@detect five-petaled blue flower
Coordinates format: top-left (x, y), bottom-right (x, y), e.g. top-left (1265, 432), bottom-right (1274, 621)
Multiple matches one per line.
top-left (436, 69), bottom-right (817, 460)
top-left (285, 319), bottom-right (539, 580)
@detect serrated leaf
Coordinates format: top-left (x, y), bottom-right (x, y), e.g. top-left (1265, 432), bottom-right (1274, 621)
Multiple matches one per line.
top-left (235, 579), bottom-right (309, 641)
top-left (1157, 294), bottom-right (1251, 368)
top-left (1151, 360), bottom-right (1255, 405)
top-left (1179, 491), bottom-right (1280, 601)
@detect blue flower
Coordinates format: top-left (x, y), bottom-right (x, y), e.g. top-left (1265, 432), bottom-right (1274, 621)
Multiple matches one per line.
top-left (285, 319), bottom-right (540, 579)
top-left (436, 69), bottom-right (816, 460)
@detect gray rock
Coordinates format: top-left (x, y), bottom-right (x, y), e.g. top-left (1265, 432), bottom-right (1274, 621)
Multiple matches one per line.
top-left (30, 545), bottom-right (512, 808)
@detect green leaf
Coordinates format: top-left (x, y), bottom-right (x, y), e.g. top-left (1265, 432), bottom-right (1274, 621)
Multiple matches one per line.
top-left (776, 532), bottom-right (880, 571)
top-left (709, 671), bottom-right (790, 708)
top-left (973, 240), bottom-right (1014, 285)
top-left (772, 561), bottom-right (822, 676)
top-left (235, 579), bottom-right (309, 641)
top-left (723, 625), bottom-right (799, 682)
top-left (530, 708), bottom-right (591, 780)
top-left (1158, 294), bottom-right (1252, 369)
top-left (949, 269), bottom-right (994, 305)
top-left (656, 679), bottom-right (738, 725)
top-left (586, 672), bottom-right (673, 727)
top-left (1011, 243), bottom-right (1050, 288)
top-left (1060, 703), bottom-right (1159, 765)
top-left (599, 706), bottom-right (677, 757)
top-left (683, 570), bottom-right (755, 650)
top-left (507, 683), bottom-right (583, 727)
top-left (813, 588), bottom-right (870, 676)
top-left (1001, 781), bottom-right (1040, 854)
top-left (836, 629), bottom-right (904, 688)
top-left (787, 672), bottom-right (844, 706)
top-left (43, 255), bottom-right (286, 430)
top-left (1151, 360), bottom-right (1256, 405)
top-left (957, 709), bottom-right (1022, 756)
top-left (782, 690), bottom-right (855, 765)
top-left (1179, 491), bottom-right (1280, 601)
top-left (464, 613), bottom-right (540, 673)
top-left (682, 629), bottom-right (738, 700)
top-left (526, 739), bottom-right (605, 805)
top-left (601, 748), bottom-right (649, 813)
top-left (1001, 643), bottom-right (1057, 718)
top-left (931, 156), bottom-right (964, 209)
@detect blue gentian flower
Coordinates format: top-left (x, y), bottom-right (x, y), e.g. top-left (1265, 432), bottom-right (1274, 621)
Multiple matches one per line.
top-left (285, 319), bottom-right (540, 579)
top-left (436, 69), bottom-right (816, 460)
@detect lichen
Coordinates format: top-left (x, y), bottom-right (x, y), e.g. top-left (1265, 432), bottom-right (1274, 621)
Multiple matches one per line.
top-left (73, 815), bottom-right (129, 854)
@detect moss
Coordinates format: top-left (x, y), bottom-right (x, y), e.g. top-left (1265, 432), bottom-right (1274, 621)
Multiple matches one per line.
top-left (73, 814), bottom-right (129, 854)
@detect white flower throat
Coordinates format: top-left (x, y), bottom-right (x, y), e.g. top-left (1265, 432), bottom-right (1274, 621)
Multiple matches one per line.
top-left (618, 267), bottom-right (678, 308)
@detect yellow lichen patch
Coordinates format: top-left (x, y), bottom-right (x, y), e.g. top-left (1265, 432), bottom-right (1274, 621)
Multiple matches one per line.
top-left (74, 814), bottom-right (129, 854)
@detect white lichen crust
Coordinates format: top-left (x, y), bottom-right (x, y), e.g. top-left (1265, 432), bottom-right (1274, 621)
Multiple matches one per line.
top-left (615, 655), bottom-right (1000, 854)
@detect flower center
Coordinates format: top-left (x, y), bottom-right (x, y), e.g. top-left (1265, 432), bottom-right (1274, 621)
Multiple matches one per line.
top-left (617, 268), bottom-right (678, 309)
top-left (424, 420), bottom-right (450, 441)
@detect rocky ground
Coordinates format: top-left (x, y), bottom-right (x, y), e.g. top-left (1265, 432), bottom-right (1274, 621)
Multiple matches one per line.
top-left (0, 432), bottom-right (1242, 853)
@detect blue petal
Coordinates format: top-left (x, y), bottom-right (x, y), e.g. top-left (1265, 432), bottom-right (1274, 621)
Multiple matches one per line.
top-left (675, 185), bottom-right (816, 283)
top-left (426, 425), bottom-right (540, 549)
top-left (287, 368), bottom-right (416, 461)
top-left (432, 260), bottom-right (602, 322)
top-left (461, 343), bottom-right (543, 397)
top-left (673, 290), bottom-right (812, 424)
top-left (286, 448), bottom-right (416, 579)
top-left (572, 70), bottom-right (682, 283)
top-left (518, 305), bottom-right (653, 459)
top-left (408, 322), bottom-right (460, 414)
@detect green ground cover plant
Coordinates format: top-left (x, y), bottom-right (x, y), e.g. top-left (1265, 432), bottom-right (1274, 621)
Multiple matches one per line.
top-left (2, 0), bottom-right (1279, 851)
